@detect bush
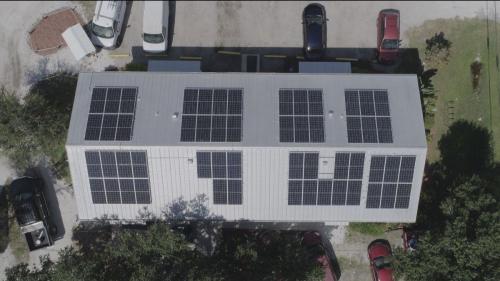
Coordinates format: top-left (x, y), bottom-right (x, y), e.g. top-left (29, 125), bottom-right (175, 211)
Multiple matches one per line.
top-left (424, 31), bottom-right (452, 65)
top-left (124, 63), bottom-right (147, 71)
top-left (0, 72), bottom-right (77, 181)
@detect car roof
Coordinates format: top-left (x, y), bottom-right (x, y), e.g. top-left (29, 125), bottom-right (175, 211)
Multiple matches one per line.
top-left (93, 0), bottom-right (121, 26)
top-left (382, 13), bottom-right (399, 39)
top-left (304, 3), bottom-right (324, 16)
top-left (368, 240), bottom-right (392, 258)
top-left (9, 177), bottom-right (37, 197)
top-left (143, 1), bottom-right (164, 34)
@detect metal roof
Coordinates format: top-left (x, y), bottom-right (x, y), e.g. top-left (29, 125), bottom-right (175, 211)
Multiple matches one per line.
top-left (67, 72), bottom-right (426, 149)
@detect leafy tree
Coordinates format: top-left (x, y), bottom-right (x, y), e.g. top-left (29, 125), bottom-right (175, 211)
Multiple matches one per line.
top-left (211, 230), bottom-right (323, 281)
top-left (394, 177), bottom-right (500, 281)
top-left (0, 73), bottom-right (76, 180)
top-left (5, 223), bottom-right (203, 281)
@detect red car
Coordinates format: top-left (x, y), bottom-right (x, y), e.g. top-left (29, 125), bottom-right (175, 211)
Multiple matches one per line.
top-left (368, 239), bottom-right (395, 281)
top-left (302, 231), bottom-right (338, 281)
top-left (376, 9), bottom-right (400, 64)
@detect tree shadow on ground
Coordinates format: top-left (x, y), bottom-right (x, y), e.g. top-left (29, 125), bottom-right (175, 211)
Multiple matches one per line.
top-left (415, 120), bottom-right (495, 233)
top-left (438, 120), bottom-right (494, 177)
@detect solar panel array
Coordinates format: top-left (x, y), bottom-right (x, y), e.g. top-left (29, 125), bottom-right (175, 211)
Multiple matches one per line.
top-left (85, 87), bottom-right (138, 141)
top-left (332, 152), bottom-right (365, 205)
top-left (181, 88), bottom-right (243, 142)
top-left (279, 89), bottom-right (325, 143)
top-left (366, 155), bottom-right (416, 209)
top-left (197, 151), bottom-right (242, 204)
top-left (345, 89), bottom-right (393, 143)
top-left (288, 152), bottom-right (365, 206)
top-left (85, 150), bottom-right (151, 204)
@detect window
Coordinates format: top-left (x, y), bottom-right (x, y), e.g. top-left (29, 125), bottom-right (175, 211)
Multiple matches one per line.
top-left (181, 88), bottom-right (243, 142)
top-left (288, 152), bottom-right (365, 206)
top-left (366, 155), bottom-right (416, 209)
top-left (196, 151), bottom-right (242, 205)
top-left (345, 89), bottom-right (392, 143)
top-left (85, 150), bottom-right (151, 204)
top-left (279, 89), bottom-right (325, 143)
top-left (85, 87), bottom-right (138, 141)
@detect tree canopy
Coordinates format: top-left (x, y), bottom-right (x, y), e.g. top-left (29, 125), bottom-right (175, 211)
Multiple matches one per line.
top-left (0, 73), bottom-right (76, 179)
top-left (395, 120), bottom-right (500, 281)
top-left (5, 197), bottom-right (324, 281)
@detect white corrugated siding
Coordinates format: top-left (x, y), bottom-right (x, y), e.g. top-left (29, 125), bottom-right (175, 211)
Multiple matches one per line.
top-left (68, 145), bottom-right (426, 223)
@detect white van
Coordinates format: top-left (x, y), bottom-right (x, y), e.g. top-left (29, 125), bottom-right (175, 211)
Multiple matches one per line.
top-left (142, 1), bottom-right (168, 53)
top-left (90, 0), bottom-right (126, 49)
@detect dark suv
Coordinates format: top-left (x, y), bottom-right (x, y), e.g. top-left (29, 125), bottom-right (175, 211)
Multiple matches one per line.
top-left (9, 177), bottom-right (56, 251)
top-left (303, 3), bottom-right (327, 60)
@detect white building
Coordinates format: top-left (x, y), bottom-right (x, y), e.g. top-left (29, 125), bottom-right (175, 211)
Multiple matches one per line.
top-left (66, 72), bottom-right (426, 223)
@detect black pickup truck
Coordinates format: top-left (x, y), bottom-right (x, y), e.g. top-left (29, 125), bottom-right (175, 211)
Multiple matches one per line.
top-left (9, 177), bottom-right (57, 251)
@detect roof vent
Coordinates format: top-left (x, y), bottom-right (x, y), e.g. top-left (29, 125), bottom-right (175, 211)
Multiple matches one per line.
top-left (172, 112), bottom-right (179, 119)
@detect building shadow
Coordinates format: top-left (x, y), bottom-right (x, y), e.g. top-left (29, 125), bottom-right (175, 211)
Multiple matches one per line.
top-left (167, 0), bottom-right (176, 51)
top-left (130, 46), bottom-right (421, 76)
top-left (116, 1), bottom-right (134, 48)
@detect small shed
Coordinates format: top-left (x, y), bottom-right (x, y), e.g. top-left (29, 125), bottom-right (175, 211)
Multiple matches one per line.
top-left (62, 24), bottom-right (96, 61)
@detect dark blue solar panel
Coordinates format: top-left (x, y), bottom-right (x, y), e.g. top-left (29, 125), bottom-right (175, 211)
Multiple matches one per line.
top-left (181, 88), bottom-right (243, 142)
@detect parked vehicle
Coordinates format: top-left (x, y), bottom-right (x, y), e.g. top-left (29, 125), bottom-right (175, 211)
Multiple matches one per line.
top-left (302, 231), bottom-right (338, 281)
top-left (368, 239), bottom-right (395, 281)
top-left (142, 1), bottom-right (169, 53)
top-left (303, 3), bottom-right (327, 60)
top-left (90, 0), bottom-right (126, 49)
top-left (376, 9), bottom-right (400, 64)
top-left (401, 226), bottom-right (419, 253)
top-left (9, 177), bottom-right (57, 251)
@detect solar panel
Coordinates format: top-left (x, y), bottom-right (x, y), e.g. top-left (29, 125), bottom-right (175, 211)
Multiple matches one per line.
top-left (196, 151), bottom-right (243, 205)
top-left (288, 180), bottom-right (303, 205)
top-left (181, 88), bottom-right (243, 142)
top-left (332, 152), bottom-right (365, 206)
top-left (366, 155), bottom-right (416, 209)
top-left (85, 87), bottom-right (137, 141)
top-left (287, 152), bottom-right (364, 206)
top-left (345, 89), bottom-right (393, 143)
top-left (332, 180), bottom-right (347, 205)
top-left (279, 89), bottom-right (325, 143)
top-left (317, 180), bottom-right (332, 205)
top-left (302, 180), bottom-right (318, 205)
top-left (85, 150), bottom-right (150, 204)
top-left (346, 181), bottom-right (362, 205)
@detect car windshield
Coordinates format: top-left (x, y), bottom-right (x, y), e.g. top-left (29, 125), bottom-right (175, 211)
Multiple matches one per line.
top-left (306, 15), bottom-right (323, 24)
top-left (143, 33), bottom-right (165, 44)
top-left (374, 256), bottom-right (393, 269)
top-left (91, 23), bottom-right (114, 39)
top-left (382, 39), bottom-right (399, 49)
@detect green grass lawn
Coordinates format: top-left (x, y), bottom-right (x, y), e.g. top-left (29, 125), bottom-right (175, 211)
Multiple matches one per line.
top-left (407, 18), bottom-right (500, 162)
top-left (347, 222), bottom-right (391, 236)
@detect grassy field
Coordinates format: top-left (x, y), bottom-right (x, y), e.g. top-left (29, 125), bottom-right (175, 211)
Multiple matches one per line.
top-left (406, 18), bottom-right (500, 162)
